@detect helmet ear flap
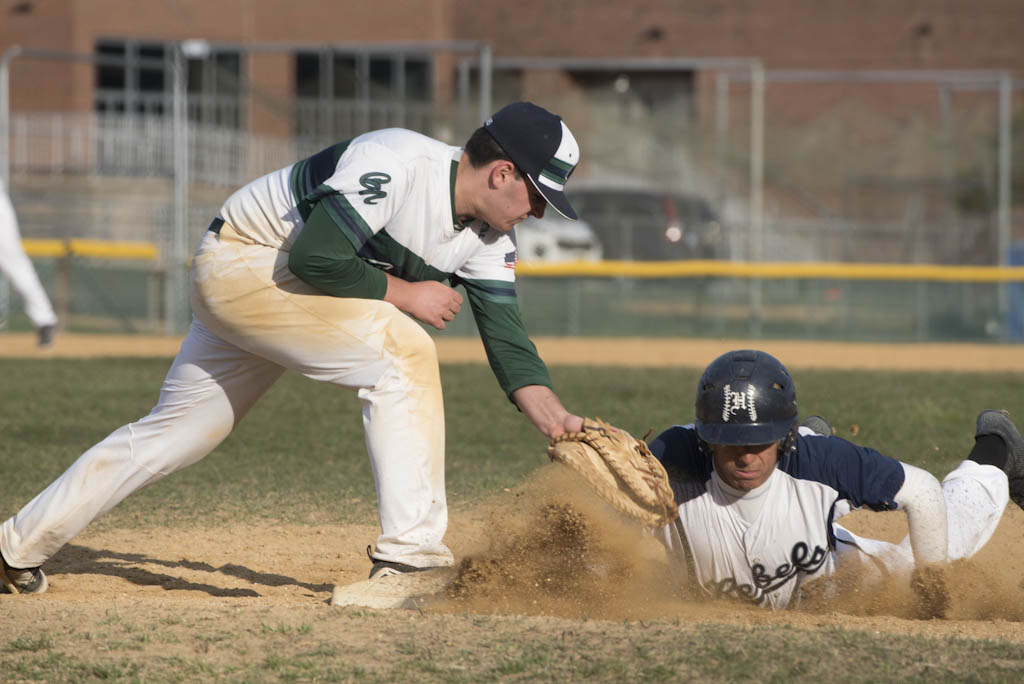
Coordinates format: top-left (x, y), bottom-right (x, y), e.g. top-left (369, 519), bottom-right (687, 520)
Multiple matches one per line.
top-left (777, 424), bottom-right (798, 462)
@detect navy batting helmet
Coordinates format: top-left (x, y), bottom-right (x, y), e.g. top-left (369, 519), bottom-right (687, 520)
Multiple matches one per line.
top-left (694, 349), bottom-right (798, 445)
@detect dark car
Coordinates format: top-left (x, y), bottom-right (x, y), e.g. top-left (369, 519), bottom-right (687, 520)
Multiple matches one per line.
top-left (566, 183), bottom-right (728, 261)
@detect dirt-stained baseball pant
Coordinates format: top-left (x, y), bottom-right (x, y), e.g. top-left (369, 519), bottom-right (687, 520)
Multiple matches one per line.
top-left (835, 459), bottom-right (1009, 576)
top-left (1, 222), bottom-right (453, 569)
top-left (0, 182), bottom-right (57, 329)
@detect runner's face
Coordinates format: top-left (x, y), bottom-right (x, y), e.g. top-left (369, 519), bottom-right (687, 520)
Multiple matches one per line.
top-left (711, 441), bottom-right (779, 490)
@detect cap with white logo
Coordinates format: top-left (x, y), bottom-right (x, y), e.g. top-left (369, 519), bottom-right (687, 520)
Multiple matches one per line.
top-left (483, 101), bottom-right (580, 220)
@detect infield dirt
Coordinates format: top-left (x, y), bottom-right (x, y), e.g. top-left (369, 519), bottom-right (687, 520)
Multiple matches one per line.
top-left (2, 464), bottom-right (1024, 671)
top-left (3, 332), bottom-right (1024, 673)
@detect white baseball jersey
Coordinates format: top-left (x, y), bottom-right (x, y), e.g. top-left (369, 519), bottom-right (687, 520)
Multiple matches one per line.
top-left (651, 425), bottom-right (905, 609)
top-left (650, 425), bottom-right (1009, 610)
top-left (218, 128), bottom-right (546, 395)
top-left (221, 128), bottom-right (514, 282)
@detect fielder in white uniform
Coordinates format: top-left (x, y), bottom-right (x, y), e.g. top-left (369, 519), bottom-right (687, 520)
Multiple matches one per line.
top-left (651, 350), bottom-right (1022, 614)
top-left (0, 178), bottom-right (57, 347)
top-left (0, 102), bottom-right (586, 604)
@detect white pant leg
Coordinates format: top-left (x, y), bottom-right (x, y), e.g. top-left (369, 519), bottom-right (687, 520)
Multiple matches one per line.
top-left (834, 459), bottom-right (1010, 581)
top-left (0, 186), bottom-right (56, 328)
top-left (190, 225), bottom-right (451, 568)
top-left (834, 525), bottom-right (909, 582)
top-left (939, 459), bottom-right (1009, 559)
top-left (0, 318), bottom-right (284, 568)
top-left (357, 333), bottom-right (448, 566)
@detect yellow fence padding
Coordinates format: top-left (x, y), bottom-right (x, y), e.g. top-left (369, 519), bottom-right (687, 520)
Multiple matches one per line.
top-left (19, 240), bottom-right (1024, 282)
top-left (22, 238), bottom-right (159, 261)
top-left (515, 259), bottom-right (1024, 282)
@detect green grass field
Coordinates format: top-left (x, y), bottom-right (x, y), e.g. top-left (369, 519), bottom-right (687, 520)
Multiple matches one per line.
top-left (3, 358), bottom-right (1018, 525)
top-left (3, 357), bottom-right (1024, 681)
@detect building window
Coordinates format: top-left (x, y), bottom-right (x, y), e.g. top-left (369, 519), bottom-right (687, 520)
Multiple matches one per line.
top-left (187, 52), bottom-right (243, 129)
top-left (94, 39), bottom-right (243, 128)
top-left (293, 50), bottom-right (433, 140)
top-left (96, 42), bottom-right (126, 93)
top-left (95, 40), bottom-right (167, 116)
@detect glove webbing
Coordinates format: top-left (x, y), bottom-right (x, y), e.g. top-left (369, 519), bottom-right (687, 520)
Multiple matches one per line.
top-left (552, 423), bottom-right (676, 519)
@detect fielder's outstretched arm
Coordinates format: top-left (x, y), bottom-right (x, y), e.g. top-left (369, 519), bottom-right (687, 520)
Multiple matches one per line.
top-left (511, 385), bottom-right (584, 439)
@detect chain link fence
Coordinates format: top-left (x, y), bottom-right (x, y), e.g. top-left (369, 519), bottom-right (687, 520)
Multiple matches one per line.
top-left (2, 51), bottom-right (1022, 341)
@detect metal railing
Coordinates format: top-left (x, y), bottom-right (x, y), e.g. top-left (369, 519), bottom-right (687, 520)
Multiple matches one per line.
top-left (4, 236), bottom-right (1021, 340)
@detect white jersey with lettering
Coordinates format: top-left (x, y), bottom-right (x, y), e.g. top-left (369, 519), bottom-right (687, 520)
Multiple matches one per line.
top-left (219, 127), bottom-right (515, 286)
top-left (650, 424), bottom-right (1009, 610)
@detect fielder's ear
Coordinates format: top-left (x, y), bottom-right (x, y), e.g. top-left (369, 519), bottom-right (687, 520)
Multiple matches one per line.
top-left (489, 160), bottom-right (517, 188)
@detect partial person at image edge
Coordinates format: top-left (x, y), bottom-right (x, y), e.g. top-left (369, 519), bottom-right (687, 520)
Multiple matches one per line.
top-left (0, 177), bottom-right (57, 348)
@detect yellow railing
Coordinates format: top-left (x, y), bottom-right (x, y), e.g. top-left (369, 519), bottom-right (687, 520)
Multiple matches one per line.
top-left (515, 259), bottom-right (1024, 282)
top-left (22, 238), bottom-right (159, 261)
top-left (21, 239), bottom-right (1024, 283)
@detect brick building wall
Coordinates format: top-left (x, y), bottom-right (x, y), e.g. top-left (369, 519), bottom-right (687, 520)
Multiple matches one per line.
top-left (2, 0), bottom-right (1021, 217)
top-left (453, 0), bottom-right (1024, 71)
top-left (4, 0), bottom-right (1022, 118)
top-left (0, 0), bottom-right (1020, 278)
top-left (450, 0), bottom-right (1024, 131)
top-left (1, 0), bottom-right (459, 131)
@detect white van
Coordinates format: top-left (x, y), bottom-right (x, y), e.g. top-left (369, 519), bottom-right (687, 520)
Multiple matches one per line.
top-left (513, 213), bottom-right (602, 263)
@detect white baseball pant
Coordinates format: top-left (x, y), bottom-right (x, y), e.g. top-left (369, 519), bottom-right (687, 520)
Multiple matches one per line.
top-left (835, 459), bottom-right (1009, 575)
top-left (0, 181), bottom-right (57, 329)
top-left (1, 222), bottom-right (453, 569)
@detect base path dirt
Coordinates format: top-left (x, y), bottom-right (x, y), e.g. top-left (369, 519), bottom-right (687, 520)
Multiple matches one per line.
top-left (4, 332), bottom-right (1024, 667)
top-left (2, 332), bottom-right (1022, 371)
top-left (3, 467), bottom-right (1024, 666)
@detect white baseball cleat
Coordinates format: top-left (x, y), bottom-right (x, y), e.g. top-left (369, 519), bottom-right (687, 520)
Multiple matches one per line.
top-left (329, 564), bottom-right (451, 609)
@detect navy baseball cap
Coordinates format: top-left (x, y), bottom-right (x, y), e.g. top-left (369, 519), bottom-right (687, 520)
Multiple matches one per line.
top-left (483, 102), bottom-right (580, 220)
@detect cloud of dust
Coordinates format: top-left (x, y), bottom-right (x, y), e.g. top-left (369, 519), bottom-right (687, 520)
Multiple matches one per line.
top-left (435, 465), bottom-right (1024, 623)
top-left (435, 464), bottom-right (691, 621)
top-left (799, 504), bottom-right (1024, 621)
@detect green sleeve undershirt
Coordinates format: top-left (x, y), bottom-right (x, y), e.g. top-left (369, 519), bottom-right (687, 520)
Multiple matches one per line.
top-left (290, 201), bottom-right (548, 400)
top-left (288, 201), bottom-right (388, 299)
top-left (463, 282), bottom-right (552, 399)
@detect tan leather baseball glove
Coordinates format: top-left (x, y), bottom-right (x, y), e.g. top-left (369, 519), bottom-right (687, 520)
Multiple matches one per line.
top-left (547, 418), bottom-right (678, 528)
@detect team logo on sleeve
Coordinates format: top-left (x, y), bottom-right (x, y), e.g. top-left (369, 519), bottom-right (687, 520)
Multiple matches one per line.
top-left (722, 384), bottom-right (757, 422)
top-left (358, 172), bottom-right (391, 205)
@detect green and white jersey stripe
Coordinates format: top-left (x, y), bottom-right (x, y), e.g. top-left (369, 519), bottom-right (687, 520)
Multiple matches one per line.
top-left (289, 140), bottom-right (352, 221)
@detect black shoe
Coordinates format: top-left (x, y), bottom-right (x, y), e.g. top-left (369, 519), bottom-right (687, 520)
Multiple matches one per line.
top-left (37, 324), bottom-right (55, 349)
top-left (976, 410), bottom-right (1024, 508)
top-left (0, 550), bottom-right (48, 595)
top-left (369, 558), bottom-right (433, 579)
top-left (363, 545), bottom-right (432, 579)
top-left (801, 414), bottom-right (834, 437)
